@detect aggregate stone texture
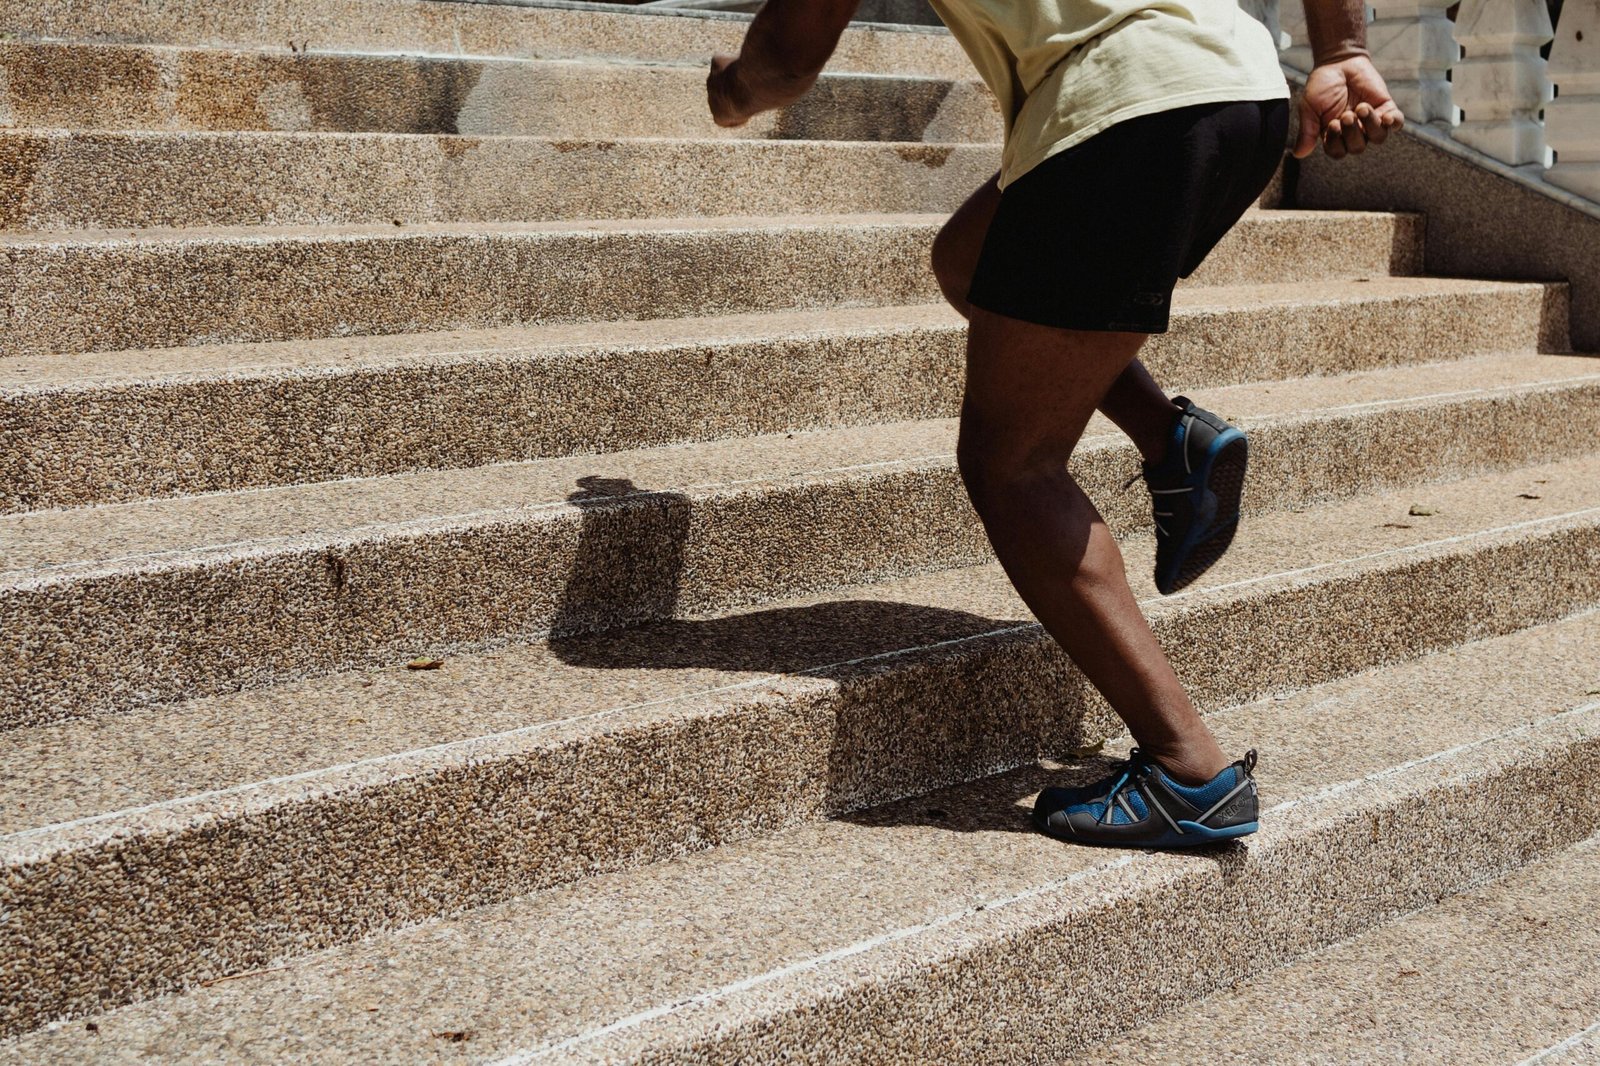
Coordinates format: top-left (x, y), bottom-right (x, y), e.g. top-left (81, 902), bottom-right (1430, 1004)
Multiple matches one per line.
top-left (0, 280), bottom-right (1571, 510)
top-left (1297, 120), bottom-right (1600, 350)
top-left (0, 130), bottom-right (1002, 230)
top-left (3, 616), bottom-right (1598, 1057)
top-left (0, 42), bottom-right (1004, 142)
top-left (4, 461), bottom-right (1600, 1034)
top-left (7, 374), bottom-right (1600, 727)
top-left (1, 0), bottom-right (977, 80)
top-left (1068, 834), bottom-right (1600, 1065)
top-left (0, 211), bottom-right (1419, 358)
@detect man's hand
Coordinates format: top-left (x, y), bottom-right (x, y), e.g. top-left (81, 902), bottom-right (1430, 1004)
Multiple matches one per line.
top-left (707, 54), bottom-right (759, 128)
top-left (704, 0), bottom-right (859, 129)
top-left (1293, 53), bottom-right (1405, 160)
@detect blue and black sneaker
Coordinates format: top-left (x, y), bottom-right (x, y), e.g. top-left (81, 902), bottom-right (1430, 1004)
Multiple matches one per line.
top-left (1138, 397), bottom-right (1248, 595)
top-left (1033, 748), bottom-right (1259, 848)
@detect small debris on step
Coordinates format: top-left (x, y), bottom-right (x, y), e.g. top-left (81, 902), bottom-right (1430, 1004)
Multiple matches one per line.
top-left (1381, 522), bottom-right (1413, 530)
top-left (431, 1030), bottom-right (473, 1043)
top-left (1397, 968), bottom-right (1420, 978)
top-left (1067, 739), bottom-right (1105, 759)
top-left (406, 657), bottom-right (445, 671)
top-left (1518, 493), bottom-right (1543, 500)
top-left (1407, 505), bottom-right (1437, 517)
top-left (84, 1023), bottom-right (99, 1034)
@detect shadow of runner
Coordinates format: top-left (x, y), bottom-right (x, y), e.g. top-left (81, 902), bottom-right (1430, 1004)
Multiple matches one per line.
top-left (545, 475), bottom-right (1111, 831)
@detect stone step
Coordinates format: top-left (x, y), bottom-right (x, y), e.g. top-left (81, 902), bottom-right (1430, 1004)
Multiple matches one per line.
top-left (3, 0), bottom-right (974, 80)
top-left (1070, 833), bottom-right (1600, 1065)
top-left (3, 454), bottom-right (1599, 1035)
top-left (4, 607), bottom-right (1596, 1054)
top-left (0, 211), bottom-right (1421, 357)
top-left (0, 42), bottom-right (1001, 141)
top-left (6, 357), bottom-right (1598, 727)
top-left (1, 279), bottom-right (1566, 511)
top-left (0, 130), bottom-right (1001, 231)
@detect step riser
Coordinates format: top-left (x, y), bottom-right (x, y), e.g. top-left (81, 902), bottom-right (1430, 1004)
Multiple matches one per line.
top-left (5, 525), bottom-right (1597, 1037)
top-left (0, 43), bottom-right (1001, 141)
top-left (6, 382), bottom-right (1598, 728)
top-left (3, 285), bottom-right (1568, 512)
top-left (3, 1), bottom-right (975, 80)
top-left (0, 214), bottom-right (1421, 358)
top-left (0, 132), bottom-right (1000, 231)
top-left (633, 726), bottom-right (1600, 1064)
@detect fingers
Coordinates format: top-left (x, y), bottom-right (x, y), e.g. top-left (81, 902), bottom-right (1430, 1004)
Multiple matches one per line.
top-left (1356, 102), bottom-right (1387, 145)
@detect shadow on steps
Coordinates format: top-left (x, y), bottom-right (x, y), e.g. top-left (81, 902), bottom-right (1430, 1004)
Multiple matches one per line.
top-left (545, 475), bottom-right (1123, 825)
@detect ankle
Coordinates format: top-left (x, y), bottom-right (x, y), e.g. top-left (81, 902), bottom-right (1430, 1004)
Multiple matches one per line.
top-left (1142, 741), bottom-right (1231, 786)
top-left (1135, 401), bottom-right (1183, 465)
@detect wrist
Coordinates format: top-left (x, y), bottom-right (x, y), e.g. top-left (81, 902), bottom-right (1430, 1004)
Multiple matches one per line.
top-left (1312, 42), bottom-right (1371, 67)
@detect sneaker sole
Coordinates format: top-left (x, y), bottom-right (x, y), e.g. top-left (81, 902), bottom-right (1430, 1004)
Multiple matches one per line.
top-left (1160, 433), bottom-right (1248, 595)
top-left (1031, 811), bottom-right (1260, 849)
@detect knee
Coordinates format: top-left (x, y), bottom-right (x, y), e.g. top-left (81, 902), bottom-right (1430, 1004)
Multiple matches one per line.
top-left (956, 414), bottom-right (1067, 511)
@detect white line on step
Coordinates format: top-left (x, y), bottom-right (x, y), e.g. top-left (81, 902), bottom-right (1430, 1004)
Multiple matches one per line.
top-left (1268, 371), bottom-right (1600, 420)
top-left (0, 623), bottom-right (1037, 846)
top-left (1515, 1017), bottom-right (1600, 1066)
top-left (488, 701), bottom-right (1600, 1064)
top-left (8, 510), bottom-right (1599, 847)
top-left (1158, 506), bottom-right (1600, 605)
top-left (2, 450), bottom-right (956, 584)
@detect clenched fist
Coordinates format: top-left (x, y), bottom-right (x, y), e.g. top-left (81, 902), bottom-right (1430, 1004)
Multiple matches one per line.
top-left (1293, 54), bottom-right (1405, 160)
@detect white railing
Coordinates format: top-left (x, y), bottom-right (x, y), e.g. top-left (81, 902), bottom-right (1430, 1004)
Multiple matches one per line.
top-left (1252, 0), bottom-right (1599, 202)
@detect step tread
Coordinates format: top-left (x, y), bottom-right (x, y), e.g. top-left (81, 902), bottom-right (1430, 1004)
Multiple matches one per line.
top-left (0, 278), bottom-right (1555, 392)
top-left (0, 0), bottom-right (976, 80)
top-left (5, 451), bottom-right (1598, 847)
top-left (1070, 835), bottom-right (1600, 1066)
top-left (3, 35), bottom-right (978, 79)
top-left (0, 208), bottom-right (1398, 247)
top-left (4, 352), bottom-right (1596, 579)
top-left (6, 610), bottom-right (1597, 1062)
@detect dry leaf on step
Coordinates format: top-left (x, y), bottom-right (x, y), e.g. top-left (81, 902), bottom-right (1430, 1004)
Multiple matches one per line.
top-left (1067, 739), bottom-right (1105, 759)
top-left (1407, 505), bottom-right (1437, 517)
top-left (406, 657), bottom-right (445, 671)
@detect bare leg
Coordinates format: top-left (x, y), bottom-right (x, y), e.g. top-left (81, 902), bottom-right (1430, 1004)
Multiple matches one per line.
top-left (931, 175), bottom-right (1179, 463)
top-left (957, 309), bottom-right (1229, 783)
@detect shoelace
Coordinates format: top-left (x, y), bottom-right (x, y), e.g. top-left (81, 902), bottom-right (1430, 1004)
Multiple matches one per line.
top-left (1096, 748), bottom-right (1159, 826)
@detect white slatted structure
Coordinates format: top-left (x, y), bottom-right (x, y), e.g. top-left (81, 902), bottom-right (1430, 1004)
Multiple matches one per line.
top-left (1546, 0), bottom-right (1600, 197)
top-left (1369, 0), bottom-right (1460, 124)
top-left (1452, 0), bottom-right (1556, 166)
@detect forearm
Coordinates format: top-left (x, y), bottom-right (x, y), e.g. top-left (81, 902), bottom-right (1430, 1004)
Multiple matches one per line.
top-left (733, 0), bottom-right (860, 106)
top-left (1301, 0), bottom-right (1369, 65)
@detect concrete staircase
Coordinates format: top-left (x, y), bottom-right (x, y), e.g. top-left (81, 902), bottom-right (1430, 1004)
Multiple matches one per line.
top-left (3, 1), bottom-right (1598, 1061)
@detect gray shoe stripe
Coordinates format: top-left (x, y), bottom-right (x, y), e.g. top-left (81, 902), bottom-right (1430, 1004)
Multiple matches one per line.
top-left (1196, 777), bottom-right (1255, 825)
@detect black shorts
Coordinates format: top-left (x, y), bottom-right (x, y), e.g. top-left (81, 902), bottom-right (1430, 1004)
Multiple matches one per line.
top-left (966, 98), bottom-right (1290, 334)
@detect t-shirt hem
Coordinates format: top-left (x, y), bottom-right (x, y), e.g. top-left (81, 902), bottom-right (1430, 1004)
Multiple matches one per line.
top-left (998, 84), bottom-right (1292, 191)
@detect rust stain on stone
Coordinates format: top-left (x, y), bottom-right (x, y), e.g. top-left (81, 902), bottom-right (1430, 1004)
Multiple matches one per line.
top-left (440, 136), bottom-right (479, 160)
top-left (4, 42), bottom-right (166, 127)
top-left (892, 144), bottom-right (954, 169)
top-left (549, 140), bottom-right (617, 154)
top-left (0, 131), bottom-right (51, 229)
top-left (170, 50), bottom-right (489, 135)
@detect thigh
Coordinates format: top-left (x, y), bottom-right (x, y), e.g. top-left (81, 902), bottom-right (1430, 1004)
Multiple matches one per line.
top-left (931, 171), bottom-right (1001, 296)
top-left (961, 308), bottom-right (1147, 466)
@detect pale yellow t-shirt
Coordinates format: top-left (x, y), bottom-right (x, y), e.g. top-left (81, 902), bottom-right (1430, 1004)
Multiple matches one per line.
top-left (926, 0), bottom-right (1291, 188)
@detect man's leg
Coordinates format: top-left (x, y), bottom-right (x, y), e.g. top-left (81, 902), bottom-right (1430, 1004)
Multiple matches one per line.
top-left (956, 308), bottom-right (1229, 784)
top-left (931, 177), bottom-right (1179, 464)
